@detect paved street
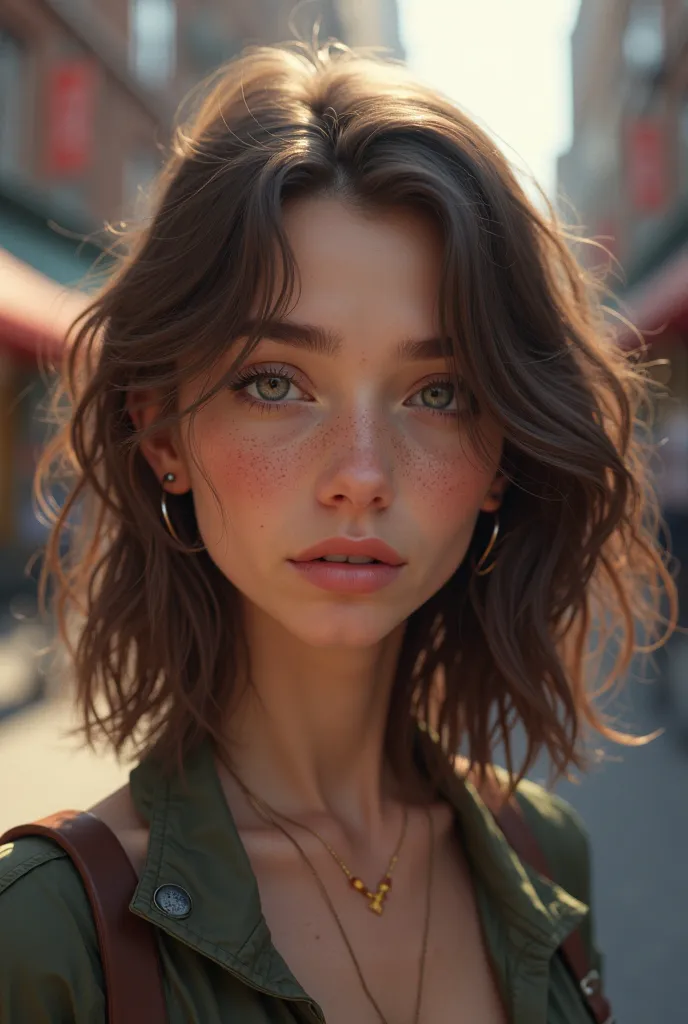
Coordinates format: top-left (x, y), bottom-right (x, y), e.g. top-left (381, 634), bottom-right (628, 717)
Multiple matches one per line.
top-left (514, 666), bottom-right (688, 1024)
top-left (560, 689), bottom-right (688, 1023)
top-left (0, 694), bottom-right (130, 830)
top-left (0, 649), bottom-right (686, 1022)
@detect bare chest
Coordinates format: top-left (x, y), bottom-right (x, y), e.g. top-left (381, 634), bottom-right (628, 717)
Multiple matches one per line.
top-left (243, 817), bottom-right (508, 1024)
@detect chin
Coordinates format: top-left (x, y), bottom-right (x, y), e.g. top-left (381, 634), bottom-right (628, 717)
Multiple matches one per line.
top-left (280, 607), bottom-right (402, 649)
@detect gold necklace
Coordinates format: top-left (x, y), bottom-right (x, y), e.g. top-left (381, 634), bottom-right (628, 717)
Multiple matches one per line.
top-left (231, 776), bottom-right (435, 1024)
top-left (229, 769), bottom-right (408, 916)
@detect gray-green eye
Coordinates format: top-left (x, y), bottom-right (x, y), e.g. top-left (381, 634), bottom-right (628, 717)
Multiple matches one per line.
top-left (406, 380), bottom-right (458, 414)
top-left (255, 375), bottom-right (292, 402)
top-left (419, 382), bottom-right (455, 410)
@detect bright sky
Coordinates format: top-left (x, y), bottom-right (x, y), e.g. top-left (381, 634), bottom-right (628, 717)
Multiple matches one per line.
top-left (398, 0), bottom-right (582, 203)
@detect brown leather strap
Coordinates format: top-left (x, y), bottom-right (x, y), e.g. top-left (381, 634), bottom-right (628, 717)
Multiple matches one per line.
top-left (1, 811), bottom-right (167, 1024)
top-left (477, 781), bottom-right (615, 1024)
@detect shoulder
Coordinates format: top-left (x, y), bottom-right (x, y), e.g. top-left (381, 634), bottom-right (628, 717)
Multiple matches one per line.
top-left (0, 835), bottom-right (105, 1021)
top-left (454, 748), bottom-right (595, 907)
top-left (500, 770), bottom-right (593, 906)
top-left (504, 775), bottom-right (605, 977)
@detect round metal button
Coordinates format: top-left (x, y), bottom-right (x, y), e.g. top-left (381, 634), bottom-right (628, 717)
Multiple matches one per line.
top-left (153, 883), bottom-right (193, 919)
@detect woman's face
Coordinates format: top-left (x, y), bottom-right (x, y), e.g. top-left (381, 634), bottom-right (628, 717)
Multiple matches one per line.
top-left (165, 196), bottom-right (506, 647)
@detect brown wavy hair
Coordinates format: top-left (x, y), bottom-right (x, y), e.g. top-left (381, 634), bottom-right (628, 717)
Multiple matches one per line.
top-left (37, 42), bottom-right (676, 792)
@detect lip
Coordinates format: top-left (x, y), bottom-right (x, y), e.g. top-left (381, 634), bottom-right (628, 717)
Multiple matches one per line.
top-left (288, 559), bottom-right (403, 594)
top-left (290, 537), bottom-right (406, 566)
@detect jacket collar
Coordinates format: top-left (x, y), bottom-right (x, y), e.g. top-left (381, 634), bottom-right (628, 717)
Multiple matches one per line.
top-left (128, 728), bottom-right (588, 1003)
top-left (418, 728), bottom-right (589, 953)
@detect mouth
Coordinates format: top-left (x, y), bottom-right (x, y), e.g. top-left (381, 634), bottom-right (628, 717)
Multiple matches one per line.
top-left (291, 538), bottom-right (406, 567)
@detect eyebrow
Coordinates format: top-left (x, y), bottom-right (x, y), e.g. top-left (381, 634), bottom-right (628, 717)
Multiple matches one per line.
top-left (238, 319), bottom-right (451, 362)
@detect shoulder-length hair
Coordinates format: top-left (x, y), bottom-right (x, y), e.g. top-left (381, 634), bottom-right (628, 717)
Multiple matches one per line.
top-left (38, 42), bottom-right (675, 793)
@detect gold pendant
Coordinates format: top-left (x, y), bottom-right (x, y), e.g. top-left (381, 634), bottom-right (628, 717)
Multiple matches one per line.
top-left (350, 875), bottom-right (393, 915)
top-left (368, 889), bottom-right (386, 915)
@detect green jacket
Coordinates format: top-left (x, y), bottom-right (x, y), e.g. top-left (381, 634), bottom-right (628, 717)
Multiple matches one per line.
top-left (0, 731), bottom-right (604, 1023)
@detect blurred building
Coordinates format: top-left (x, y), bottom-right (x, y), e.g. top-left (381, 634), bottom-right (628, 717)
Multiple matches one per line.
top-left (558, 0), bottom-right (688, 373)
top-left (558, 0), bottom-right (688, 629)
top-left (558, 0), bottom-right (688, 549)
top-left (0, 0), bottom-right (403, 615)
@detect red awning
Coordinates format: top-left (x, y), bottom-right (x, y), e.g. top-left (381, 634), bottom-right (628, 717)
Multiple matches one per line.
top-left (0, 249), bottom-right (89, 362)
top-left (615, 242), bottom-right (688, 348)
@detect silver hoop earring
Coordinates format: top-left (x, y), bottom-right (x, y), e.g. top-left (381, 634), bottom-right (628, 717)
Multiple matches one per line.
top-left (160, 473), bottom-right (205, 553)
top-left (473, 513), bottom-right (500, 576)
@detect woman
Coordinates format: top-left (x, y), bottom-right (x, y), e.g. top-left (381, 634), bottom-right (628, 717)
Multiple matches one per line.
top-left (0, 41), bottom-right (673, 1024)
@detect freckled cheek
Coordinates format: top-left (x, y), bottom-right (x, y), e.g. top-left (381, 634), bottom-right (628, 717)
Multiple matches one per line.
top-left (190, 418), bottom-right (316, 511)
top-left (392, 434), bottom-right (491, 522)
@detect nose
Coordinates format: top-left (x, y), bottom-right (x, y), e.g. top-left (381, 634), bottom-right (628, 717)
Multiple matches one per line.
top-left (314, 412), bottom-right (394, 514)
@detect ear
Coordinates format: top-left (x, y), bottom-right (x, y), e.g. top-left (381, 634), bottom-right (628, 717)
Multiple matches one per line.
top-left (128, 389), bottom-right (192, 493)
top-left (481, 472), bottom-right (509, 514)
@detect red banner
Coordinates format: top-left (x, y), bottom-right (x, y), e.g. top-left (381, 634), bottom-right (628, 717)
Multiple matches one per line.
top-left (626, 118), bottom-right (667, 214)
top-left (45, 59), bottom-right (98, 177)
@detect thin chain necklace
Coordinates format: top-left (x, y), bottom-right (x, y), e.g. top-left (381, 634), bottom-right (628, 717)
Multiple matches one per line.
top-left (225, 766), bottom-right (435, 1024)
top-left (230, 768), bottom-right (408, 915)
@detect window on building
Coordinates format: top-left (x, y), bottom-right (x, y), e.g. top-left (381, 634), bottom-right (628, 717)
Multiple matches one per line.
top-left (129, 0), bottom-right (177, 88)
top-left (0, 29), bottom-right (25, 173)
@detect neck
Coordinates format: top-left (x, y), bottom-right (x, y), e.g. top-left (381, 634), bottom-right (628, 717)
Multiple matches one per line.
top-left (218, 601), bottom-right (420, 836)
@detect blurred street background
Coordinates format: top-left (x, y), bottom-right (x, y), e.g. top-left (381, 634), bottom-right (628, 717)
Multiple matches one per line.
top-left (0, 0), bottom-right (687, 1020)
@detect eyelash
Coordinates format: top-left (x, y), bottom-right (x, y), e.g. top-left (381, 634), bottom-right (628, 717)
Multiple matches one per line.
top-left (227, 364), bottom-right (473, 418)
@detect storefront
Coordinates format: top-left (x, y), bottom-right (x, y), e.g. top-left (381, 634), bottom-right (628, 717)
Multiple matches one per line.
top-left (0, 181), bottom-right (97, 612)
top-left (615, 231), bottom-right (688, 524)
top-left (617, 240), bottom-right (688, 355)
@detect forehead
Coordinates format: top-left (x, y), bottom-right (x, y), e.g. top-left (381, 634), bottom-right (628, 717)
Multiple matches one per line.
top-left (276, 196), bottom-right (445, 330)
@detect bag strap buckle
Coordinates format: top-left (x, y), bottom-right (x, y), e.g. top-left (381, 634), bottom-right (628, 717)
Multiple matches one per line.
top-left (581, 969), bottom-right (601, 997)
